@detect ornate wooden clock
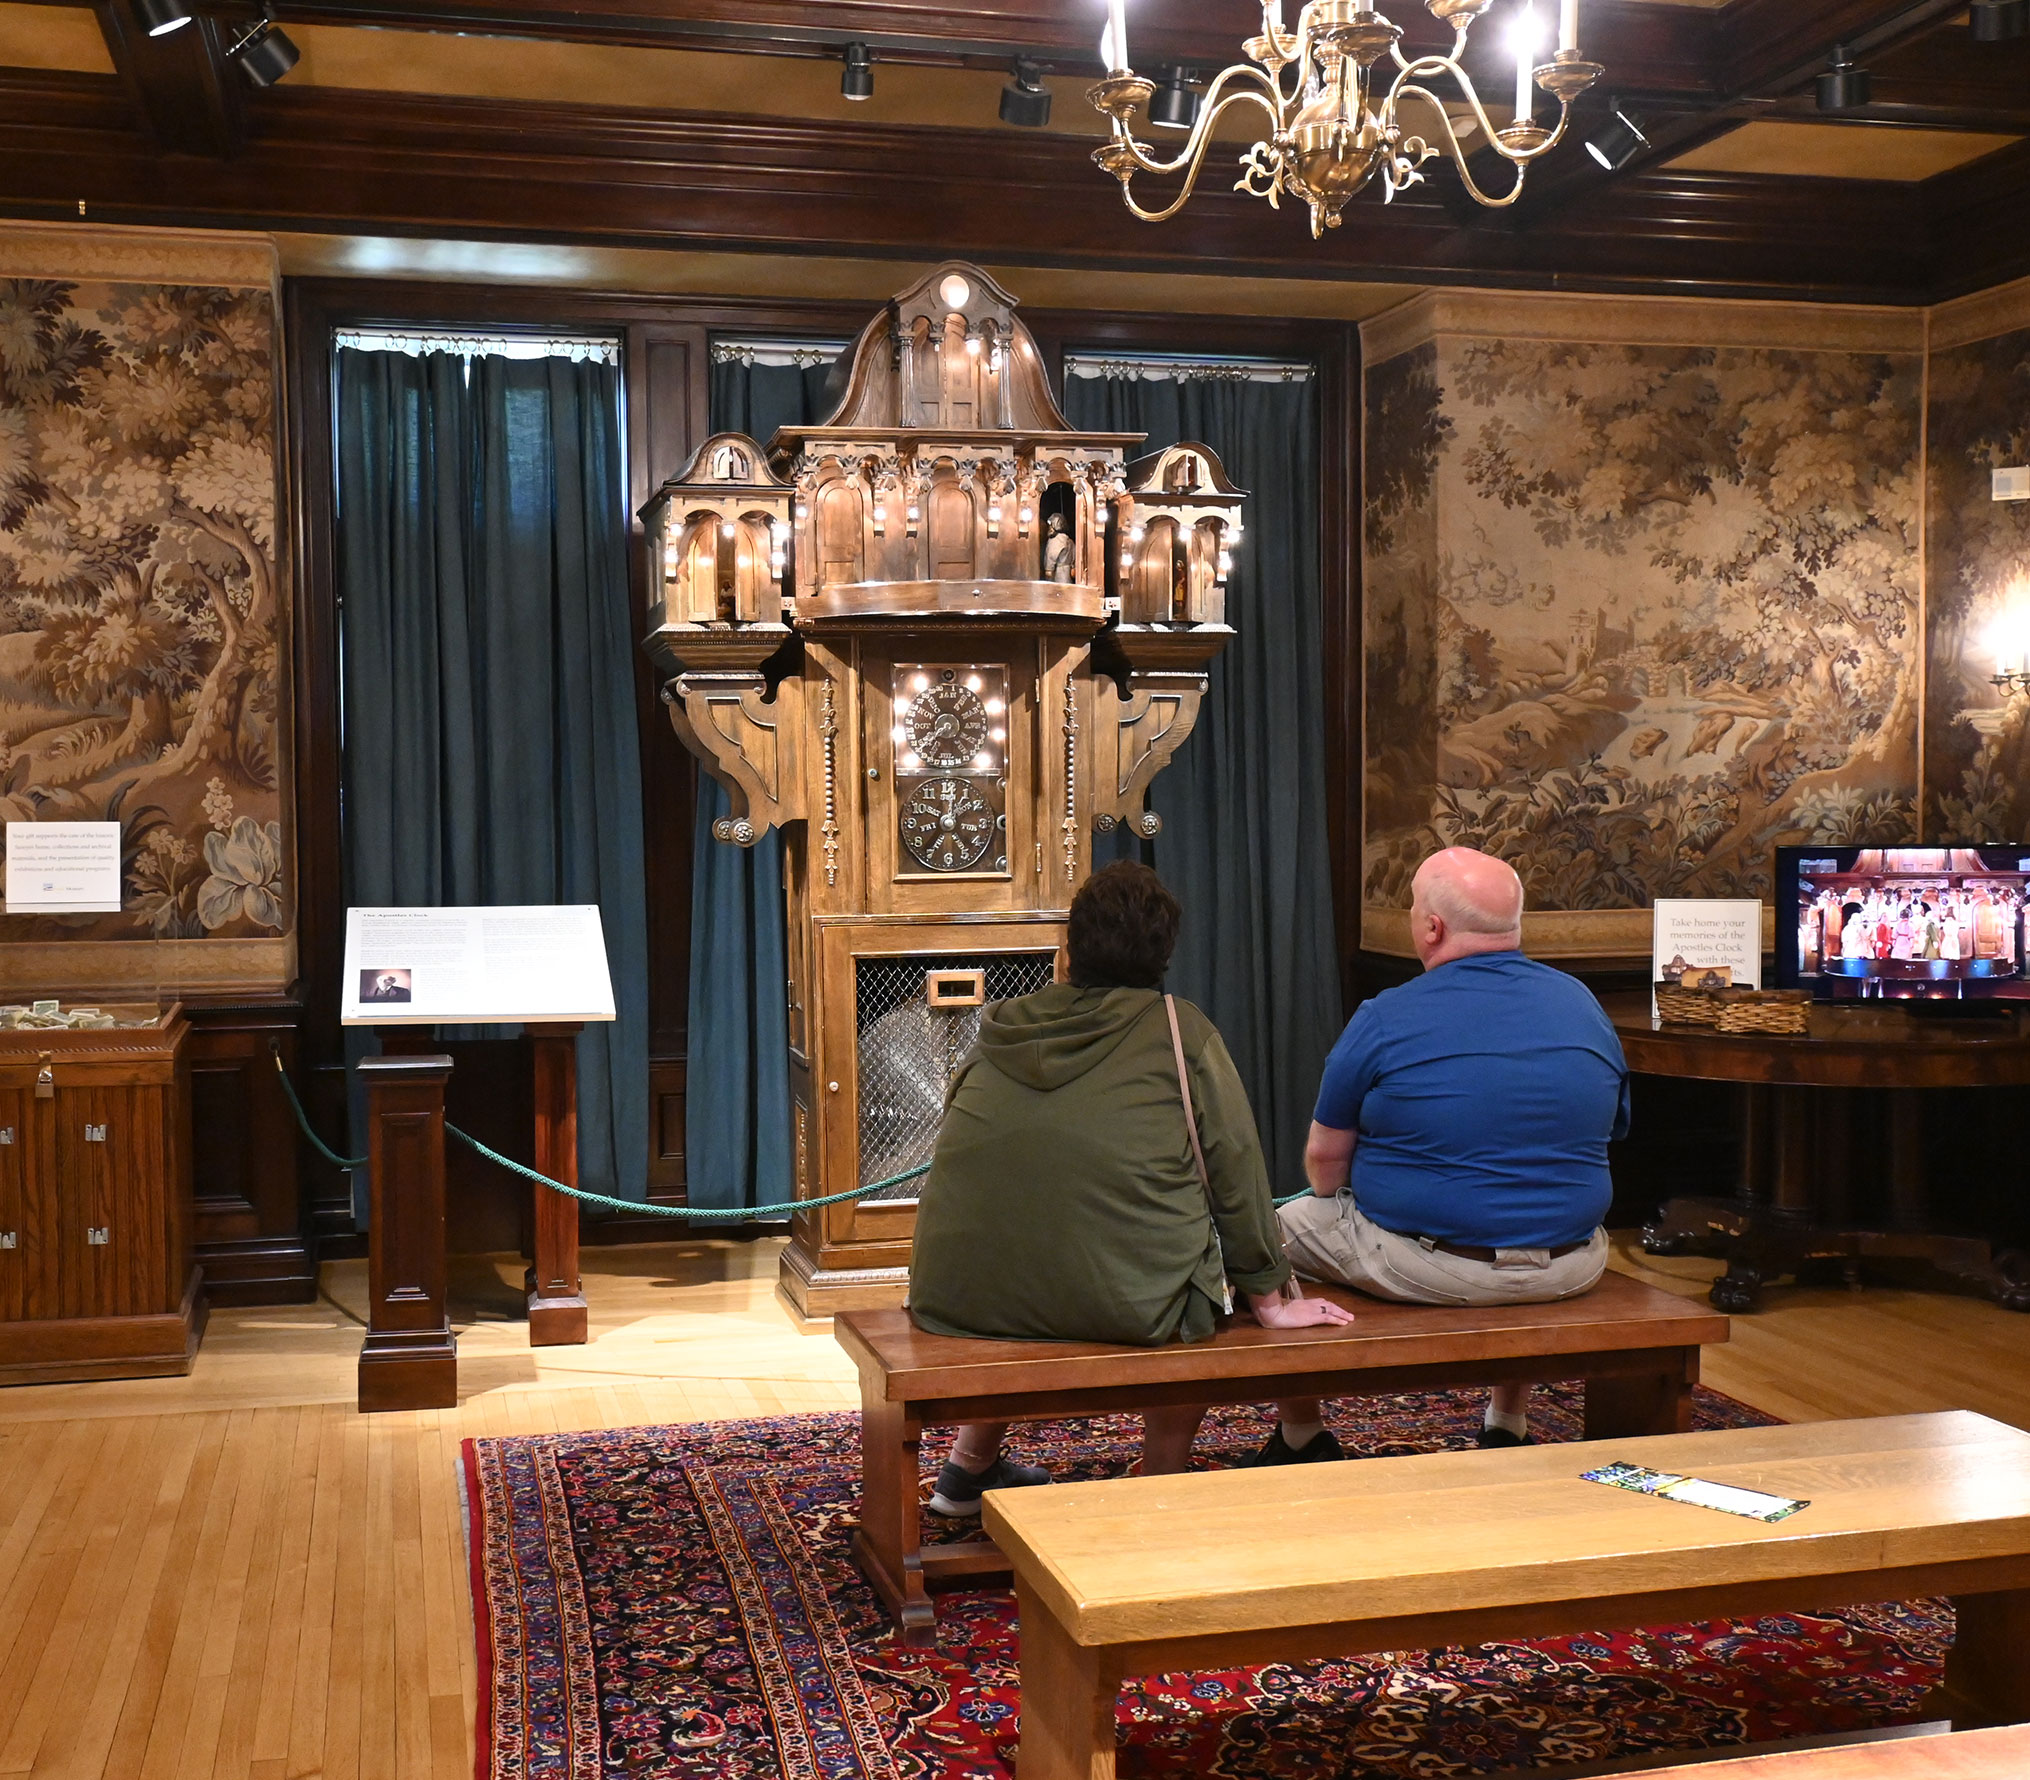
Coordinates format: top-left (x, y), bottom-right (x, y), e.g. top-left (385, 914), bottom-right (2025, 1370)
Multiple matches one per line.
top-left (642, 264), bottom-right (1244, 1315)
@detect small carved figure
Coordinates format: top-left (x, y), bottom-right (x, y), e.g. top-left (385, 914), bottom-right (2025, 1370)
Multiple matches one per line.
top-left (1041, 511), bottom-right (1075, 584)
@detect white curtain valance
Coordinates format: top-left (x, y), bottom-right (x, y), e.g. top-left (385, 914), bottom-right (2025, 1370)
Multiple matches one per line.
top-left (336, 328), bottom-right (620, 365)
top-left (711, 338), bottom-right (850, 368)
top-left (1064, 352), bottom-right (1315, 385)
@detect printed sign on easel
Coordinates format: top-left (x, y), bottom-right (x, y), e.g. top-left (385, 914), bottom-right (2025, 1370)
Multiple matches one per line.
top-left (1653, 899), bottom-right (1763, 992)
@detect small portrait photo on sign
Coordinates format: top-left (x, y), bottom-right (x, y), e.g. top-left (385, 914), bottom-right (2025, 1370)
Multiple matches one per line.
top-left (359, 968), bottom-right (413, 1004)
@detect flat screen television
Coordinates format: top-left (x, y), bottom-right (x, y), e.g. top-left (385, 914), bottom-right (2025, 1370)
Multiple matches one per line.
top-left (1777, 846), bottom-right (2030, 1000)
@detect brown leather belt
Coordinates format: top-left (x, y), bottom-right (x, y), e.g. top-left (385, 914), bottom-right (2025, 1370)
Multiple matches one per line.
top-left (1407, 1235), bottom-right (1592, 1263)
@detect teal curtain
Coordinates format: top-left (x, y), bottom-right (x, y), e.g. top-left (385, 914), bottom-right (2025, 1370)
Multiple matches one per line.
top-left (1061, 370), bottom-right (1341, 1194)
top-left (336, 347), bottom-right (650, 1211)
top-left (684, 353), bottom-right (837, 1210)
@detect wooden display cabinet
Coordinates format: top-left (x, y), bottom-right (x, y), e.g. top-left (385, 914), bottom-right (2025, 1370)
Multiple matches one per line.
top-left (641, 262), bottom-right (1243, 1317)
top-left (0, 1003), bottom-right (205, 1384)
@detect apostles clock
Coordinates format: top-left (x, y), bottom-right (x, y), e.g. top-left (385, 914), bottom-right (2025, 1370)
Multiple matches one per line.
top-left (641, 264), bottom-right (1246, 1315)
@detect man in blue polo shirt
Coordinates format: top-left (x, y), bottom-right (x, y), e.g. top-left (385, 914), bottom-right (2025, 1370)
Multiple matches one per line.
top-left (1259, 846), bottom-right (1629, 1464)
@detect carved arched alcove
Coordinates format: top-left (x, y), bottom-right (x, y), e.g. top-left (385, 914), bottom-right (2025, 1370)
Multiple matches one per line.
top-left (926, 465), bottom-right (977, 581)
top-left (814, 474), bottom-right (866, 588)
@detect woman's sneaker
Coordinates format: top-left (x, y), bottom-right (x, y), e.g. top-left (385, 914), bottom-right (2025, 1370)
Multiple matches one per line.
top-left (928, 1456), bottom-right (1051, 1517)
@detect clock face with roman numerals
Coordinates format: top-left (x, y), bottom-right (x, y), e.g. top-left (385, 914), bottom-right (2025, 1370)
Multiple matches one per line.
top-left (899, 776), bottom-right (996, 872)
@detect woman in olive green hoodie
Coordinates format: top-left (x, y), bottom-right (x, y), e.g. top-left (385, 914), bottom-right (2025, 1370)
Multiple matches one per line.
top-left (908, 862), bottom-right (1352, 1516)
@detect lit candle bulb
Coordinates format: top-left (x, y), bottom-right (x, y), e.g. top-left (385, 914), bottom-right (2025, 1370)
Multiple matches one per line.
top-left (1559, 0), bottom-right (1577, 53)
top-left (1515, 2), bottom-right (1536, 125)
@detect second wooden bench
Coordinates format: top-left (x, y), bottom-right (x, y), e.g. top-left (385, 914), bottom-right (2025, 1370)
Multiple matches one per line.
top-left (836, 1269), bottom-right (1728, 1640)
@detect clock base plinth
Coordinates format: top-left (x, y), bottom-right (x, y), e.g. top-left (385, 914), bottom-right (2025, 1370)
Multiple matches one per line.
top-left (777, 1241), bottom-right (911, 1322)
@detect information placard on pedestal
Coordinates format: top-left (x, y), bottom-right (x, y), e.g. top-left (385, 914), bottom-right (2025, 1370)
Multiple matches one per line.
top-left (340, 904), bottom-right (616, 1026)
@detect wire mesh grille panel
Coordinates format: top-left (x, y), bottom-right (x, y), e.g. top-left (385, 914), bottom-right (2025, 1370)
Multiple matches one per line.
top-left (855, 951), bottom-right (1055, 1202)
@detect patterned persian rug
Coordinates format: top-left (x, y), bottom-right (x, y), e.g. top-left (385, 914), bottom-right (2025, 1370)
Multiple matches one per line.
top-left (464, 1388), bottom-right (1949, 1780)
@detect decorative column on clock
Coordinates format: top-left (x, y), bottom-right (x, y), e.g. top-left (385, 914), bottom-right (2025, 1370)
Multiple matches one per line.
top-left (641, 264), bottom-right (1245, 1317)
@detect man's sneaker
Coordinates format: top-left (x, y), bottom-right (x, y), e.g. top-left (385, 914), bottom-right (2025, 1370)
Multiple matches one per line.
top-left (1245, 1426), bottom-right (1346, 1467)
top-left (927, 1456), bottom-right (1051, 1518)
top-left (1476, 1424), bottom-right (1532, 1449)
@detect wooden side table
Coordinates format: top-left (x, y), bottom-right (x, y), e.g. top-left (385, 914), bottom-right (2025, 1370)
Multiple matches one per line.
top-left (0, 1002), bottom-right (206, 1383)
top-left (1605, 993), bottom-right (2030, 1312)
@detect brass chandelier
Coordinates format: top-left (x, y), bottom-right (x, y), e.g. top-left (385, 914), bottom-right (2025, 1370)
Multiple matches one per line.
top-left (1088, 0), bottom-right (1604, 236)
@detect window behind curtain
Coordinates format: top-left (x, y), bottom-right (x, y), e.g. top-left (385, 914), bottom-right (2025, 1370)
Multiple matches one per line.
top-left (333, 333), bottom-right (649, 1212)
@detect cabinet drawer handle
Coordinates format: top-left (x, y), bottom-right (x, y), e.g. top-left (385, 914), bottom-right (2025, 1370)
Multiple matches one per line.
top-left (87, 1226), bottom-right (109, 1246)
top-left (84, 1124), bottom-right (107, 1142)
top-left (35, 1053), bottom-right (52, 1100)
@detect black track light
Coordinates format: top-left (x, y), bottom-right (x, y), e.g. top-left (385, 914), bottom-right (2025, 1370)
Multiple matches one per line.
top-left (841, 41), bottom-right (874, 102)
top-left (1584, 103), bottom-right (1649, 172)
top-left (133, 0), bottom-right (193, 36)
top-left (1149, 67), bottom-right (1202, 132)
top-left (1972, 0), bottom-right (2030, 42)
top-left (999, 59), bottom-right (1052, 128)
top-left (231, 13), bottom-right (300, 87)
top-left (1816, 45), bottom-right (1872, 113)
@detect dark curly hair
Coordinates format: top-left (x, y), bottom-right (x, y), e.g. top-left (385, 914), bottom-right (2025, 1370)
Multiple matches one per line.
top-left (1067, 860), bottom-right (1181, 990)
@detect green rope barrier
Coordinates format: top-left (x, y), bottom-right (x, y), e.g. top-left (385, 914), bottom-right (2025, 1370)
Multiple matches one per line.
top-left (269, 1046), bottom-right (927, 1218)
top-left (442, 1121), bottom-right (928, 1219)
top-left (271, 1050), bottom-right (368, 1170)
top-left (271, 1047), bottom-right (1300, 1218)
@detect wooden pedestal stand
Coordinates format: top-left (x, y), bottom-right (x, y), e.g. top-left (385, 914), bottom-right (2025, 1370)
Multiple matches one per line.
top-left (357, 1053), bottom-right (457, 1412)
top-left (378, 1025), bottom-right (588, 1349)
top-left (525, 1022), bottom-right (587, 1345)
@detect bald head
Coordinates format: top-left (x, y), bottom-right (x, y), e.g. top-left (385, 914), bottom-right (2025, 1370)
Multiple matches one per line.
top-left (1409, 847), bottom-right (1524, 969)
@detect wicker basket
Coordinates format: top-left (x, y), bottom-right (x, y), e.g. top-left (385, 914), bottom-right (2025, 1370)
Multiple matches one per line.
top-left (1654, 983), bottom-right (1726, 1027)
top-left (1712, 989), bottom-right (1812, 1037)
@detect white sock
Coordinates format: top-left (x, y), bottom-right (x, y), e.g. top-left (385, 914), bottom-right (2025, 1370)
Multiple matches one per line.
top-left (1280, 1419), bottom-right (1325, 1450)
top-left (1484, 1402), bottom-right (1528, 1439)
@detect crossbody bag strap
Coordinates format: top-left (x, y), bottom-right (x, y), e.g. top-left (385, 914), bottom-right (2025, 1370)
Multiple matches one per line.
top-left (1165, 992), bottom-right (1212, 1195)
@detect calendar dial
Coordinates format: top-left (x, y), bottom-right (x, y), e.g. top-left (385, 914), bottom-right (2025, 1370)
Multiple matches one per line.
top-left (904, 681), bottom-right (989, 768)
top-left (900, 777), bottom-right (996, 873)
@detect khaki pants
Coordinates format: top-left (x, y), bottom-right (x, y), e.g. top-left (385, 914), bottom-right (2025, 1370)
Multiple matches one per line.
top-left (1277, 1192), bottom-right (1608, 1307)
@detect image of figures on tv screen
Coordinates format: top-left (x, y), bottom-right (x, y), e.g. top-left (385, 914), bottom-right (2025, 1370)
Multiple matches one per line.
top-left (1792, 847), bottom-right (2030, 999)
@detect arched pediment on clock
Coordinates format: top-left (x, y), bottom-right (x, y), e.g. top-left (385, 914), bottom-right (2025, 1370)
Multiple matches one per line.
top-left (809, 261), bottom-right (1071, 435)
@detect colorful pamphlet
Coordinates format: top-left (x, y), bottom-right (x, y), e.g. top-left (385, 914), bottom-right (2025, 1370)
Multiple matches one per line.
top-left (1581, 1461), bottom-right (1809, 1523)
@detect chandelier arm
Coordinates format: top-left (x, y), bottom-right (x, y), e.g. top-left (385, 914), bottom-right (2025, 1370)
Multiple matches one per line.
top-left (1387, 57), bottom-right (1574, 166)
top-left (1105, 74), bottom-right (1284, 182)
top-left (1392, 82), bottom-right (1531, 206)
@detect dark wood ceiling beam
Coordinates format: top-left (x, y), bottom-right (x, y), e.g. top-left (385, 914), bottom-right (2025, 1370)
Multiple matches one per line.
top-left (93, 0), bottom-right (244, 157)
top-left (0, 70), bottom-right (1944, 303)
top-left (1503, 0), bottom-right (1976, 228)
top-left (1926, 134), bottom-right (2030, 301)
top-left (41, 0), bottom-right (1730, 91)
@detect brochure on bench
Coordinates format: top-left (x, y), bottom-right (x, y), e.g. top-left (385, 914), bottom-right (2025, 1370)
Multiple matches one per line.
top-left (340, 905), bottom-right (617, 1025)
top-left (1581, 1461), bottom-right (1809, 1523)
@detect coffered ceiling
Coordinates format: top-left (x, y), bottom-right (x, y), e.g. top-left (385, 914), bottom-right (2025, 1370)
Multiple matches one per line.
top-left (0, 0), bottom-right (2023, 307)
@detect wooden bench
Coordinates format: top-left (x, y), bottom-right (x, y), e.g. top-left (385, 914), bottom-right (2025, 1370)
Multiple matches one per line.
top-left (983, 1410), bottom-right (2030, 1780)
top-left (836, 1270), bottom-right (1727, 1641)
top-left (1642, 1724), bottom-right (2030, 1779)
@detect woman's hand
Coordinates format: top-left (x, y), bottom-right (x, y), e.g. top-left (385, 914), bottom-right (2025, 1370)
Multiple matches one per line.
top-left (1247, 1291), bottom-right (1355, 1329)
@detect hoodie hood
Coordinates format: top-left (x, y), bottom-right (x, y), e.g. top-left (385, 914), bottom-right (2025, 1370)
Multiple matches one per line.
top-left (974, 984), bottom-right (1162, 1091)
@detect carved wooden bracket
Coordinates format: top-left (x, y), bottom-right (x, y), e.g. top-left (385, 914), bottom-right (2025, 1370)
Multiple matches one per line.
top-left (1088, 622), bottom-right (1234, 835)
top-left (650, 624), bottom-right (803, 845)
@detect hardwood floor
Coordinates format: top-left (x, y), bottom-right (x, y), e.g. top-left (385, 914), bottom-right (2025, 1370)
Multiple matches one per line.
top-left (0, 1233), bottom-right (2025, 1779)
